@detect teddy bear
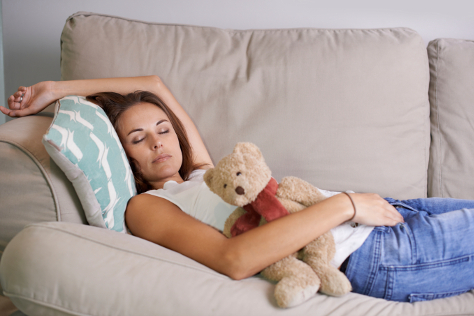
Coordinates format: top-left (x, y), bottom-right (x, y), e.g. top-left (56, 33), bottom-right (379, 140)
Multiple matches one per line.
top-left (203, 142), bottom-right (352, 308)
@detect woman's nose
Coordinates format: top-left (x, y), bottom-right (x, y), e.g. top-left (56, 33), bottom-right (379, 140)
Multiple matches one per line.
top-left (151, 135), bottom-right (162, 150)
top-left (153, 141), bottom-right (162, 150)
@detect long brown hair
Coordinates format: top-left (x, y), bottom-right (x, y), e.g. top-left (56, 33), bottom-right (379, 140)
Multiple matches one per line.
top-left (86, 91), bottom-right (203, 194)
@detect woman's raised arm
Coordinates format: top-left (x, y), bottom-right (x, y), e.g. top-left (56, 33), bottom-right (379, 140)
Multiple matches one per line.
top-left (0, 76), bottom-right (213, 167)
top-left (126, 192), bottom-right (403, 280)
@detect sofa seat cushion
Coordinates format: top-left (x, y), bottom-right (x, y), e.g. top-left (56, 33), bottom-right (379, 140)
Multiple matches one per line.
top-left (1, 222), bottom-right (473, 316)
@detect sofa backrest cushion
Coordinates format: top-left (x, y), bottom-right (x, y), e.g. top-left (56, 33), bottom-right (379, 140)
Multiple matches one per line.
top-left (61, 12), bottom-right (430, 199)
top-left (428, 38), bottom-right (474, 199)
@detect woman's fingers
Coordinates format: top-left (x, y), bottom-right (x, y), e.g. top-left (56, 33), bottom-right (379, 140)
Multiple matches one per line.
top-left (2, 106), bottom-right (35, 117)
top-left (350, 193), bottom-right (404, 227)
top-left (383, 212), bottom-right (402, 226)
top-left (4, 87), bottom-right (31, 115)
top-left (7, 89), bottom-right (25, 109)
top-left (17, 88), bottom-right (29, 108)
top-left (7, 95), bottom-right (19, 110)
top-left (3, 83), bottom-right (55, 117)
top-left (379, 199), bottom-right (401, 221)
top-left (378, 199), bottom-right (403, 226)
top-left (0, 105), bottom-right (10, 115)
top-left (386, 202), bottom-right (404, 223)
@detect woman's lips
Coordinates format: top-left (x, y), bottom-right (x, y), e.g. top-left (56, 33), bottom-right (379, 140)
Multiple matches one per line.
top-left (153, 154), bottom-right (171, 163)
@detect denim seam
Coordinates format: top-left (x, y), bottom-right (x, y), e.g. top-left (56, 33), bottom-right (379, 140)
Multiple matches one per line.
top-left (401, 222), bottom-right (417, 264)
top-left (384, 267), bottom-right (395, 300)
top-left (361, 230), bottom-right (383, 296)
top-left (412, 288), bottom-right (472, 297)
top-left (409, 287), bottom-right (474, 302)
top-left (391, 202), bottom-right (418, 213)
top-left (379, 254), bottom-right (471, 272)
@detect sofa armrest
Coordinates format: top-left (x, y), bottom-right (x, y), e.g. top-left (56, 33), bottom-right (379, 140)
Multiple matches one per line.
top-left (0, 116), bottom-right (86, 263)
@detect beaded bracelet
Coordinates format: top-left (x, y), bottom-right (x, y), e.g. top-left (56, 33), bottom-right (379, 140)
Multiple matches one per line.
top-left (342, 192), bottom-right (357, 222)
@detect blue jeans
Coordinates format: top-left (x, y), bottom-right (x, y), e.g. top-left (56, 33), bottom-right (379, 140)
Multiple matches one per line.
top-left (344, 197), bottom-right (474, 302)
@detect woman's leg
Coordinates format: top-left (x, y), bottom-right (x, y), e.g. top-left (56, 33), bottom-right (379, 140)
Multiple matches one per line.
top-left (345, 205), bottom-right (474, 302)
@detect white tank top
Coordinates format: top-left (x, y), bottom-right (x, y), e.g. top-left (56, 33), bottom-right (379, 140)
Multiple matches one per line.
top-left (144, 169), bottom-right (374, 268)
top-left (144, 169), bottom-right (238, 231)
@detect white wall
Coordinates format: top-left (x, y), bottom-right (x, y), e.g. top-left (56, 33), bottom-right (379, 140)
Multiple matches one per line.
top-left (1, 0), bottom-right (474, 123)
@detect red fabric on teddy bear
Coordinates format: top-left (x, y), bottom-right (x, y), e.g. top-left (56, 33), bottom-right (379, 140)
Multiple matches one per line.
top-left (230, 177), bottom-right (290, 237)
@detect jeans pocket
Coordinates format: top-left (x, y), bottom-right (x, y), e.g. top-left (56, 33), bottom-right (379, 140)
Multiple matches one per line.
top-left (382, 255), bottom-right (473, 302)
top-left (409, 289), bottom-right (472, 302)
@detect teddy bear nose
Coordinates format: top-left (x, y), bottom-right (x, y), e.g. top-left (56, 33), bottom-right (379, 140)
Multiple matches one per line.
top-left (235, 186), bottom-right (245, 195)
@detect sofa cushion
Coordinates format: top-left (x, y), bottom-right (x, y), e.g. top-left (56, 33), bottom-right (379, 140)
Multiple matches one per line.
top-left (43, 96), bottom-right (136, 232)
top-left (61, 12), bottom-right (430, 199)
top-left (427, 38), bottom-right (474, 199)
top-left (1, 222), bottom-right (473, 316)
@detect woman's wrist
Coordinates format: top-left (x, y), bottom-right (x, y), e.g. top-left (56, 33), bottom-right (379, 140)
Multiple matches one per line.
top-left (309, 193), bottom-right (356, 225)
top-left (342, 192), bottom-right (357, 222)
top-left (51, 80), bottom-right (66, 100)
top-left (332, 193), bottom-right (357, 222)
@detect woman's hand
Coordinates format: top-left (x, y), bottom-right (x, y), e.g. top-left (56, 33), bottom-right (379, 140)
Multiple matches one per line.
top-left (0, 81), bottom-right (57, 117)
top-left (345, 193), bottom-right (403, 226)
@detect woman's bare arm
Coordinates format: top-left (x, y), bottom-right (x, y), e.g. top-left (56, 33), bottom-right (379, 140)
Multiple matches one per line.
top-left (126, 192), bottom-right (402, 280)
top-left (1, 76), bottom-right (213, 167)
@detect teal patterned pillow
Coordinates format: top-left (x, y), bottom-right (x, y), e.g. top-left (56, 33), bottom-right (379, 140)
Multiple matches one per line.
top-left (42, 96), bottom-right (136, 233)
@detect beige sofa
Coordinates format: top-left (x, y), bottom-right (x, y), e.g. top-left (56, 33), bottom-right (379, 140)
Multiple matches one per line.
top-left (1, 11), bottom-right (474, 315)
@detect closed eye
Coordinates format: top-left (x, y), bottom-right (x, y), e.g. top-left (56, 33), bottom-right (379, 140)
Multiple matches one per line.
top-left (132, 130), bottom-right (168, 144)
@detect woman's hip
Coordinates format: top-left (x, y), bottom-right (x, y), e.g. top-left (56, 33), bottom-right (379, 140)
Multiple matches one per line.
top-left (344, 205), bottom-right (474, 302)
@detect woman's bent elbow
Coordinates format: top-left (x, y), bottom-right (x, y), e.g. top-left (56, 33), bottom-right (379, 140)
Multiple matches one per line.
top-left (226, 264), bottom-right (250, 281)
top-left (149, 75), bottom-right (163, 87)
top-left (221, 247), bottom-right (254, 280)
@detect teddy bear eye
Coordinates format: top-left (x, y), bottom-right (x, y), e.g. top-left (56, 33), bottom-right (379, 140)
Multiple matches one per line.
top-left (236, 172), bottom-right (241, 176)
top-left (224, 184), bottom-right (227, 189)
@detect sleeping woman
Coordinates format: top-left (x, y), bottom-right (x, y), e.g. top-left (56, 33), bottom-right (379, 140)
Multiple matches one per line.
top-left (2, 75), bottom-right (474, 304)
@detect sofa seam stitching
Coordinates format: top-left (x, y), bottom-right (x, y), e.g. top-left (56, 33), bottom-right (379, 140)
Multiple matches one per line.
top-left (423, 36), bottom-right (429, 198)
top-left (67, 11), bottom-right (415, 34)
top-left (435, 40), bottom-right (443, 197)
top-left (3, 291), bottom-right (87, 316)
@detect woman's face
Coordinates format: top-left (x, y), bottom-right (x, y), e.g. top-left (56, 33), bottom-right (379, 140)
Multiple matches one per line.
top-left (117, 102), bottom-right (183, 188)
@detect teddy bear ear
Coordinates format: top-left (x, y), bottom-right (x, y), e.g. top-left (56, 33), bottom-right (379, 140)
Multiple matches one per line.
top-left (234, 142), bottom-right (263, 160)
top-left (203, 168), bottom-right (215, 187)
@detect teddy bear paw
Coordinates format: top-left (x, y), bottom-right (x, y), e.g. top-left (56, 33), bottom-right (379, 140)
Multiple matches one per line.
top-left (285, 283), bottom-right (320, 308)
top-left (275, 277), bottom-right (320, 308)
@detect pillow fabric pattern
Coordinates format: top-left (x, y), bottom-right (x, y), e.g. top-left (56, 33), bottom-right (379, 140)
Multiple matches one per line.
top-left (42, 96), bottom-right (136, 233)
